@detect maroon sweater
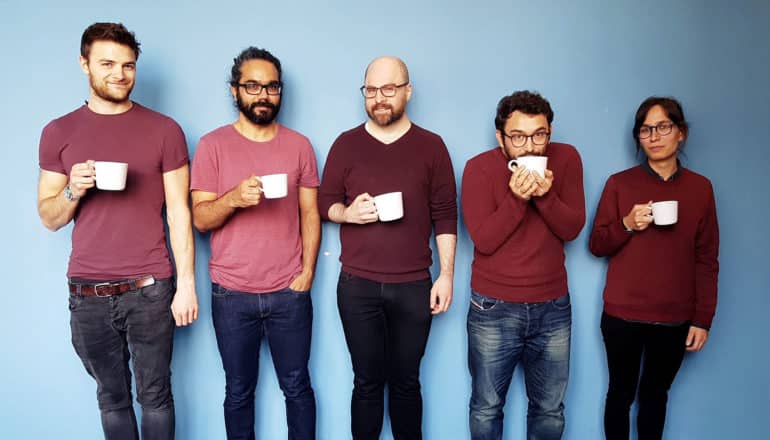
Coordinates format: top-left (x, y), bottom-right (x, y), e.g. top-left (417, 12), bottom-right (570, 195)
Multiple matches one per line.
top-left (461, 145), bottom-right (585, 302)
top-left (589, 164), bottom-right (719, 328)
top-left (318, 124), bottom-right (457, 283)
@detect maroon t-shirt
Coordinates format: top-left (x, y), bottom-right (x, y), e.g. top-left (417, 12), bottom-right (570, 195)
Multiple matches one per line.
top-left (39, 103), bottom-right (189, 280)
top-left (318, 124), bottom-right (457, 283)
top-left (461, 145), bottom-right (585, 302)
top-left (589, 165), bottom-right (719, 328)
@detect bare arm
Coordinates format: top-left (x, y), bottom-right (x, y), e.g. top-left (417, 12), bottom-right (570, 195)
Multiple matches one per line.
top-left (191, 175), bottom-right (262, 232)
top-left (288, 187), bottom-right (321, 292)
top-left (37, 162), bottom-right (95, 231)
top-left (163, 165), bottom-right (198, 327)
top-left (430, 233), bottom-right (457, 314)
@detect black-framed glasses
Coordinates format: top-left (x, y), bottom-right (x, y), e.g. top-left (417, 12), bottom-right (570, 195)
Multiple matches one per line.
top-left (235, 81), bottom-right (282, 96)
top-left (639, 122), bottom-right (675, 139)
top-left (360, 82), bottom-right (409, 98)
top-left (503, 130), bottom-right (550, 148)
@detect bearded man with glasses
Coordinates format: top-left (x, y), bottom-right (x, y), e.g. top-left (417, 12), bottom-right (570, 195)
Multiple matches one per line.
top-left (461, 90), bottom-right (585, 440)
top-left (190, 47), bottom-right (320, 440)
top-left (319, 56), bottom-right (457, 440)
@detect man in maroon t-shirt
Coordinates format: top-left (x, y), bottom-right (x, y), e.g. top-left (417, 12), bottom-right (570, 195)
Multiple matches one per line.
top-left (319, 56), bottom-right (458, 440)
top-left (37, 23), bottom-right (197, 440)
top-left (461, 91), bottom-right (585, 440)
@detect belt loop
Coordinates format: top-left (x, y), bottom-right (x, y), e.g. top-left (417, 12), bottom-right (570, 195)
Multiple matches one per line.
top-left (129, 279), bottom-right (137, 291)
top-left (76, 283), bottom-right (82, 296)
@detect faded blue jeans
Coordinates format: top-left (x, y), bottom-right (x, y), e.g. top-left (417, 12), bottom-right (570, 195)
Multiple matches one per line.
top-left (467, 290), bottom-right (571, 440)
top-left (212, 284), bottom-right (316, 440)
top-left (69, 277), bottom-right (176, 440)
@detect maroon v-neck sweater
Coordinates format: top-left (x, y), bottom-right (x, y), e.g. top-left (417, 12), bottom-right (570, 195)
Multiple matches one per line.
top-left (589, 164), bottom-right (719, 328)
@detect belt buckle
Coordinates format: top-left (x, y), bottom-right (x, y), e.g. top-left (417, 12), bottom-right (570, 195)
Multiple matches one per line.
top-left (93, 282), bottom-right (113, 297)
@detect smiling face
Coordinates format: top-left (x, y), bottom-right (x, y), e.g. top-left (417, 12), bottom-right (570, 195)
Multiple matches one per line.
top-left (80, 40), bottom-right (136, 104)
top-left (363, 57), bottom-right (412, 127)
top-left (638, 104), bottom-right (685, 163)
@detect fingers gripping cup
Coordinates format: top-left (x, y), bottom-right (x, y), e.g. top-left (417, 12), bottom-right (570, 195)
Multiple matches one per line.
top-left (507, 156), bottom-right (548, 178)
top-left (260, 173), bottom-right (288, 199)
top-left (93, 161), bottom-right (128, 190)
top-left (373, 191), bottom-right (404, 222)
top-left (651, 200), bottom-right (678, 225)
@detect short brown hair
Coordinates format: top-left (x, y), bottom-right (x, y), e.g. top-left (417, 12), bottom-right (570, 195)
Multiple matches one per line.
top-left (80, 22), bottom-right (141, 59)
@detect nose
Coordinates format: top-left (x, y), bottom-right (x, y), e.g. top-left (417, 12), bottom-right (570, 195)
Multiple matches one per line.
top-left (649, 127), bottom-right (661, 141)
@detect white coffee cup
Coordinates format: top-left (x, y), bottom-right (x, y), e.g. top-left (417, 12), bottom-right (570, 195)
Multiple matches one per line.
top-left (93, 161), bottom-right (128, 190)
top-left (507, 155), bottom-right (548, 178)
top-left (374, 191), bottom-right (404, 222)
top-left (260, 173), bottom-right (288, 199)
top-left (651, 200), bottom-right (678, 225)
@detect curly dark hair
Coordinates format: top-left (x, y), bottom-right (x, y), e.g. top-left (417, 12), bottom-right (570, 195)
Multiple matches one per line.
top-left (80, 22), bottom-right (141, 59)
top-left (229, 47), bottom-right (282, 86)
top-left (632, 96), bottom-right (688, 151)
top-left (495, 90), bottom-right (554, 131)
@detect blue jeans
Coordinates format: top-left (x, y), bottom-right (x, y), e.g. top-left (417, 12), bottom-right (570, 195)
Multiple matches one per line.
top-left (69, 277), bottom-right (176, 440)
top-left (211, 284), bottom-right (316, 440)
top-left (467, 291), bottom-right (571, 440)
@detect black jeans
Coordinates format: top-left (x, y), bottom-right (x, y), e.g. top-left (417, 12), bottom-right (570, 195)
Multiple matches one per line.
top-left (601, 312), bottom-right (689, 440)
top-left (337, 271), bottom-right (433, 440)
top-left (69, 277), bottom-right (176, 440)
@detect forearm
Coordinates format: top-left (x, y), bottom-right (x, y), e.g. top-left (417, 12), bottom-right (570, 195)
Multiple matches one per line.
top-left (193, 190), bottom-right (238, 232)
top-left (534, 192), bottom-right (586, 241)
top-left (299, 208), bottom-right (321, 275)
top-left (167, 204), bottom-right (195, 286)
top-left (464, 194), bottom-right (527, 255)
top-left (435, 233), bottom-right (457, 276)
top-left (38, 188), bottom-right (78, 231)
top-left (327, 202), bottom-right (348, 224)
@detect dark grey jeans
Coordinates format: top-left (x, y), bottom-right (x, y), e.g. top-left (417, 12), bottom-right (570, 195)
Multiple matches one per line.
top-left (69, 277), bottom-right (176, 440)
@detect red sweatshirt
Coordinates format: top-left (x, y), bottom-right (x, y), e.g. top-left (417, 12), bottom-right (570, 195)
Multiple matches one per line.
top-left (461, 144), bottom-right (585, 302)
top-left (589, 164), bottom-right (719, 328)
top-left (318, 124), bottom-right (457, 283)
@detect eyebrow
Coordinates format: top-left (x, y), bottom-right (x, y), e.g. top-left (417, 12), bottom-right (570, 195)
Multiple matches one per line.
top-left (508, 127), bottom-right (548, 134)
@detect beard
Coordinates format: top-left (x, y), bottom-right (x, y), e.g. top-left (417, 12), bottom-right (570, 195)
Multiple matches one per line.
top-left (366, 102), bottom-right (405, 127)
top-left (90, 76), bottom-right (133, 104)
top-left (236, 93), bottom-right (281, 126)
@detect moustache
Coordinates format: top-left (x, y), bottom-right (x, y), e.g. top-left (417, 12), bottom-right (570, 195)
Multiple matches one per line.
top-left (250, 100), bottom-right (277, 111)
top-left (372, 103), bottom-right (392, 112)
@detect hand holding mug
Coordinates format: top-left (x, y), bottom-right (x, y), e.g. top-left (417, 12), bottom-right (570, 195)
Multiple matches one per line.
top-left (229, 175), bottom-right (262, 208)
top-left (344, 193), bottom-right (378, 224)
top-left (68, 160), bottom-right (96, 198)
top-left (622, 201), bottom-right (653, 232)
top-left (508, 165), bottom-right (538, 201)
top-left (531, 169), bottom-right (554, 197)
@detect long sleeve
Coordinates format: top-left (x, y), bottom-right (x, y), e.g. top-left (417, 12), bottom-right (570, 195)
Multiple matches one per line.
top-left (430, 141), bottom-right (458, 235)
top-left (589, 176), bottom-right (633, 257)
top-left (318, 138), bottom-right (347, 222)
top-left (533, 148), bottom-right (585, 242)
top-left (693, 182), bottom-right (719, 328)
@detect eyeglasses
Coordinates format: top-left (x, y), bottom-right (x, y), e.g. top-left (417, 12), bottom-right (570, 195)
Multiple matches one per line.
top-left (502, 130), bottom-right (550, 148)
top-left (639, 122), bottom-right (675, 139)
top-left (235, 81), bottom-right (282, 96)
top-left (360, 82), bottom-right (409, 98)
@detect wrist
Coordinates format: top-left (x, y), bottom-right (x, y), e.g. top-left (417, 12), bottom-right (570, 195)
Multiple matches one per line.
top-left (621, 217), bottom-right (633, 233)
top-left (63, 184), bottom-right (80, 202)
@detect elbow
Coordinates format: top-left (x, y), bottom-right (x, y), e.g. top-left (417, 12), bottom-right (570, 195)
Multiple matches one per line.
top-left (192, 217), bottom-right (210, 233)
top-left (42, 220), bottom-right (62, 232)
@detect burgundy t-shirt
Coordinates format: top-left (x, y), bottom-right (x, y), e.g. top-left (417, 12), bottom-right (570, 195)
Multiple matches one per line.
top-left (589, 165), bottom-right (719, 328)
top-left (39, 103), bottom-right (189, 280)
top-left (318, 124), bottom-right (458, 283)
top-left (461, 145), bottom-right (585, 302)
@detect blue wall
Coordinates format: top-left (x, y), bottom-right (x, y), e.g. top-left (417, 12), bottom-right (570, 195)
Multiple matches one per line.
top-left (2, 1), bottom-right (769, 438)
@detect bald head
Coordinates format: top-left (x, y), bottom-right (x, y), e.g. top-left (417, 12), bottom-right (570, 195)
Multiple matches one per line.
top-left (364, 56), bottom-right (410, 85)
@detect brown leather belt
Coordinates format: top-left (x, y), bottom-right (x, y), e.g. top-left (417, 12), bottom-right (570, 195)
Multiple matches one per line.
top-left (69, 275), bottom-right (156, 297)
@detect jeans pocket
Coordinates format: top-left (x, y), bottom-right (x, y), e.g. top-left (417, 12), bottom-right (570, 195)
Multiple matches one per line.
top-left (211, 283), bottom-right (229, 298)
top-left (470, 291), bottom-right (498, 311)
top-left (338, 271), bottom-right (354, 284)
top-left (551, 293), bottom-right (571, 311)
top-left (139, 278), bottom-right (173, 302)
top-left (68, 295), bottom-right (83, 312)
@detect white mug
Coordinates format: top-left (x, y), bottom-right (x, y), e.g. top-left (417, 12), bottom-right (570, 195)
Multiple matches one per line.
top-left (374, 191), bottom-right (404, 222)
top-left (507, 155), bottom-right (548, 178)
top-left (260, 173), bottom-right (288, 199)
top-left (93, 161), bottom-right (128, 191)
top-left (651, 200), bottom-right (678, 225)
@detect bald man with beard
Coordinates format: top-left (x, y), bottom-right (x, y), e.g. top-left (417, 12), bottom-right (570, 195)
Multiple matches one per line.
top-left (318, 56), bottom-right (458, 440)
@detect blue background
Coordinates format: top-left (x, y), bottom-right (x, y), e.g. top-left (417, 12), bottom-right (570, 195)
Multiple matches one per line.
top-left (2, 0), bottom-right (769, 438)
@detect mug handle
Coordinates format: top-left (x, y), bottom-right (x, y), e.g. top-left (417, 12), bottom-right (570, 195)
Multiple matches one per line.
top-left (507, 159), bottom-right (518, 172)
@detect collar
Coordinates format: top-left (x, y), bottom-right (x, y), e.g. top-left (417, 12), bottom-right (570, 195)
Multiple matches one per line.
top-left (641, 159), bottom-right (682, 181)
